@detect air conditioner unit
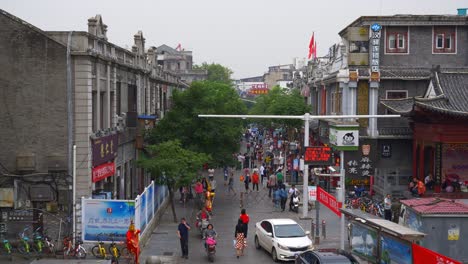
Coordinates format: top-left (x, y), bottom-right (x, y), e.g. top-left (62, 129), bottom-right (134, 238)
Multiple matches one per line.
top-left (47, 155), bottom-right (67, 171)
top-left (29, 185), bottom-right (53, 202)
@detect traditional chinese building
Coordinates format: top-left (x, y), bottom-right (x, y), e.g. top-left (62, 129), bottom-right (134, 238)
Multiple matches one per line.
top-left (382, 69), bottom-right (468, 197)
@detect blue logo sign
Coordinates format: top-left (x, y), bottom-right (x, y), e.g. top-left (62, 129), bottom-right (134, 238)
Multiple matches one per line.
top-left (371, 23), bottom-right (382, 32)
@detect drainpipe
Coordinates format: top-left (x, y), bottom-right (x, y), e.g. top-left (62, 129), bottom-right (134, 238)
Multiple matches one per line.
top-left (66, 31), bottom-right (74, 236)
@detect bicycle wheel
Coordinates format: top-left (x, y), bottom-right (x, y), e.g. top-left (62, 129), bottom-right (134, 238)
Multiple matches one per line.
top-left (76, 247), bottom-right (87, 259)
top-left (91, 245), bottom-right (101, 258)
top-left (17, 243), bottom-right (27, 254)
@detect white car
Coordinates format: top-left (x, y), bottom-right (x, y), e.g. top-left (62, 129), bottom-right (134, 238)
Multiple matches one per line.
top-left (255, 218), bottom-right (314, 262)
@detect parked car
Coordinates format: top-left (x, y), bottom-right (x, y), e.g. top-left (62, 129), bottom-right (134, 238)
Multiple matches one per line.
top-left (295, 249), bottom-right (359, 264)
top-left (255, 218), bottom-right (313, 262)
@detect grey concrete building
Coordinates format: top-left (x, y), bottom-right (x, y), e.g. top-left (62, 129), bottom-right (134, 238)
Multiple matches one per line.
top-left (0, 10), bottom-right (186, 234)
top-left (156, 44), bottom-right (208, 84)
top-left (304, 12), bottom-right (468, 197)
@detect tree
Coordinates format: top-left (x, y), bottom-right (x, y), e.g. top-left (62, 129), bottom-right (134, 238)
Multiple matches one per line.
top-left (193, 62), bottom-right (233, 85)
top-left (138, 140), bottom-right (210, 222)
top-left (149, 81), bottom-right (247, 167)
top-left (249, 85), bottom-right (310, 140)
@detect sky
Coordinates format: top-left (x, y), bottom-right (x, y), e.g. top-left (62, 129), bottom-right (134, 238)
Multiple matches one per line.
top-left (1, 0), bottom-right (464, 79)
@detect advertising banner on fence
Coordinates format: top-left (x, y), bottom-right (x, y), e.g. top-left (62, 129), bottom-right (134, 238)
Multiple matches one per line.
top-left (317, 187), bottom-right (341, 217)
top-left (412, 243), bottom-right (461, 264)
top-left (380, 234), bottom-right (412, 264)
top-left (351, 223), bottom-right (378, 263)
top-left (82, 199), bottom-right (135, 242)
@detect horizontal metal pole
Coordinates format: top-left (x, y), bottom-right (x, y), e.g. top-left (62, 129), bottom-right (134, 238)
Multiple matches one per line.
top-left (198, 114), bottom-right (400, 120)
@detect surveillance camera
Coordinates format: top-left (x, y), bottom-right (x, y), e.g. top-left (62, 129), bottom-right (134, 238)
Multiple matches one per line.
top-left (328, 166), bottom-right (336, 172)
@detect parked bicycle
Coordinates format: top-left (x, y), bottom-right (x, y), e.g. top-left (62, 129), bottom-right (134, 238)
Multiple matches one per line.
top-left (63, 233), bottom-right (86, 259)
top-left (32, 227), bottom-right (44, 254)
top-left (108, 233), bottom-right (122, 260)
top-left (0, 235), bottom-right (13, 261)
top-left (91, 233), bottom-right (108, 259)
top-left (17, 227), bottom-right (36, 257)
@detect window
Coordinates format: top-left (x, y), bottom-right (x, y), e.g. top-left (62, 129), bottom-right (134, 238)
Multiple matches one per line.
top-left (386, 27), bottom-right (408, 54)
top-left (433, 27), bottom-right (456, 53)
top-left (386, 90), bottom-right (408, 99)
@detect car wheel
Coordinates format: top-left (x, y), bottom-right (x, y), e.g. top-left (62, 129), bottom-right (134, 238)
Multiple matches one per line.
top-left (254, 236), bottom-right (261, 249)
top-left (272, 247), bottom-right (279, 262)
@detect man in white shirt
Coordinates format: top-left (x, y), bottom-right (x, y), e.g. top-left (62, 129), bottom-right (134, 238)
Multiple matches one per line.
top-left (260, 164), bottom-right (265, 185)
top-left (384, 194), bottom-right (392, 221)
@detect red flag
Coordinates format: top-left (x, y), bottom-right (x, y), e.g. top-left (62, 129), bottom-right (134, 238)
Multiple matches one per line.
top-left (175, 43), bottom-right (182, 51)
top-left (308, 33), bottom-right (315, 59)
top-left (412, 243), bottom-right (461, 264)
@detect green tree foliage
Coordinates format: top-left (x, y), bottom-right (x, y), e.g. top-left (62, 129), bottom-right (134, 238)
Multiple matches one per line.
top-left (193, 62), bottom-right (233, 84)
top-left (249, 85), bottom-right (310, 139)
top-left (138, 140), bottom-right (209, 222)
top-left (149, 81), bottom-right (247, 167)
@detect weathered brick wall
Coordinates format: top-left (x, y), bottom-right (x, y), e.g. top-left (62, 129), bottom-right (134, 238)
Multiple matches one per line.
top-left (0, 13), bottom-right (68, 173)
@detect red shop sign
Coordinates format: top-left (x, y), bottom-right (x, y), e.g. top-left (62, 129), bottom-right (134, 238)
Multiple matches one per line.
top-left (317, 187), bottom-right (342, 217)
top-left (412, 243), bottom-right (461, 264)
top-left (304, 147), bottom-right (334, 165)
top-left (92, 162), bottom-right (115, 183)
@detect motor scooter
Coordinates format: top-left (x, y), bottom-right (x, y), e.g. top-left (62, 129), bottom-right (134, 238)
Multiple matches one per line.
top-left (292, 195), bottom-right (300, 213)
top-left (205, 236), bottom-right (217, 262)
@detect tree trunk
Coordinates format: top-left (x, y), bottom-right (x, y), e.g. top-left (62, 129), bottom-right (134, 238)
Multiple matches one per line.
top-left (168, 189), bottom-right (177, 223)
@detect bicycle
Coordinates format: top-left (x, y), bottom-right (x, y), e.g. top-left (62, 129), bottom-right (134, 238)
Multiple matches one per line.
top-left (63, 233), bottom-right (86, 259)
top-left (17, 227), bottom-right (37, 257)
top-left (32, 227), bottom-right (44, 254)
top-left (108, 233), bottom-right (122, 260)
top-left (0, 235), bottom-right (13, 261)
top-left (41, 228), bottom-right (56, 256)
top-left (91, 233), bottom-right (108, 259)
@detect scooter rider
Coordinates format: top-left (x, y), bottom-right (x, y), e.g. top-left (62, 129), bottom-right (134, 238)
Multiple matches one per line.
top-left (288, 184), bottom-right (300, 211)
top-left (203, 224), bottom-right (217, 248)
top-left (197, 207), bottom-right (210, 238)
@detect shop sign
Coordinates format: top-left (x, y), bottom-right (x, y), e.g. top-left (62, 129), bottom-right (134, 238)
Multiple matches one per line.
top-left (317, 187), bottom-right (341, 217)
top-left (308, 186), bottom-right (317, 201)
top-left (92, 133), bottom-right (118, 167)
top-left (329, 126), bottom-right (359, 151)
top-left (435, 143), bottom-right (442, 184)
top-left (370, 23), bottom-right (381, 73)
top-left (382, 144), bottom-right (391, 158)
top-left (304, 146), bottom-right (334, 165)
top-left (92, 162), bottom-right (115, 183)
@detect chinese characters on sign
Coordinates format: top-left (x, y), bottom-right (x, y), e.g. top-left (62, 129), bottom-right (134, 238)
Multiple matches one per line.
top-left (382, 144), bottom-right (391, 158)
top-left (304, 147), bottom-right (334, 165)
top-left (370, 23), bottom-right (381, 73)
top-left (308, 186), bottom-right (317, 201)
top-left (346, 156), bottom-right (373, 177)
top-left (317, 187), bottom-right (341, 217)
top-left (92, 134), bottom-right (118, 167)
top-left (434, 143), bottom-right (442, 184)
top-left (92, 162), bottom-right (116, 183)
top-left (249, 83), bottom-right (269, 95)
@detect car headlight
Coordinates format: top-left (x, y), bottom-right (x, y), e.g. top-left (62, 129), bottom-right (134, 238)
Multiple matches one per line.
top-left (277, 243), bottom-right (288, 250)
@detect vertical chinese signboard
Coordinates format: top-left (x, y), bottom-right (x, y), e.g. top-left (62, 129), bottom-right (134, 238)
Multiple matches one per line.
top-left (434, 143), bottom-right (442, 185)
top-left (370, 23), bottom-right (381, 73)
top-left (92, 133), bottom-right (118, 167)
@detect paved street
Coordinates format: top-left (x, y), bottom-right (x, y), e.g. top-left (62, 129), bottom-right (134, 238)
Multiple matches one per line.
top-left (141, 157), bottom-right (342, 263)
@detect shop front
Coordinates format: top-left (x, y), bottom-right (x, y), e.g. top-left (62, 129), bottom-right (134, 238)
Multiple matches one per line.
top-left (91, 132), bottom-right (119, 198)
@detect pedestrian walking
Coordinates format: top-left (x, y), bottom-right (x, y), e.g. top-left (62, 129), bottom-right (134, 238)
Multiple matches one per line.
top-left (177, 218), bottom-right (191, 259)
top-left (234, 219), bottom-right (246, 258)
top-left (252, 171), bottom-right (259, 192)
top-left (244, 172), bottom-right (251, 192)
top-left (228, 172), bottom-right (236, 195)
top-left (239, 209), bottom-right (250, 238)
top-left (279, 186), bottom-right (288, 212)
top-left (273, 188), bottom-right (281, 210)
top-left (208, 168), bottom-right (215, 181)
top-left (268, 172), bottom-right (278, 198)
top-left (224, 166), bottom-right (229, 185)
top-left (260, 163), bottom-right (265, 185)
top-left (384, 194), bottom-right (392, 221)
top-left (276, 169), bottom-right (284, 183)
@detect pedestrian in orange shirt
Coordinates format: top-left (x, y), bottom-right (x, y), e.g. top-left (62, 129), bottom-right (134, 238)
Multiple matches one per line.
top-left (252, 171), bottom-right (259, 192)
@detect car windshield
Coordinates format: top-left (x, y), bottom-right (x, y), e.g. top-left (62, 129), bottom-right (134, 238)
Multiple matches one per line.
top-left (274, 224), bottom-right (305, 238)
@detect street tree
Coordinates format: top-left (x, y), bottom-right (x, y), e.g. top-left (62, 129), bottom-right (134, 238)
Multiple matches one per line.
top-left (193, 62), bottom-right (233, 84)
top-left (249, 85), bottom-right (309, 140)
top-left (138, 140), bottom-right (210, 222)
top-left (149, 80), bottom-right (247, 167)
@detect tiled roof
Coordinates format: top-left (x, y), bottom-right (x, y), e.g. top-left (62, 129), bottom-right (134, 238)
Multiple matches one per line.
top-left (380, 98), bottom-right (414, 115)
top-left (415, 72), bottom-right (468, 117)
top-left (355, 68), bottom-right (431, 79)
top-left (381, 70), bottom-right (468, 117)
top-left (401, 198), bottom-right (468, 215)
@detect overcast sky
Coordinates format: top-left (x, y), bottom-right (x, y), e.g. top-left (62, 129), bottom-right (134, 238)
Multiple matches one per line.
top-left (2, 0), bottom-right (464, 78)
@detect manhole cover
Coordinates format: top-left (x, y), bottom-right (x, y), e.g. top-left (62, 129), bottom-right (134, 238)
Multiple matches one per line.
top-left (163, 252), bottom-right (173, 256)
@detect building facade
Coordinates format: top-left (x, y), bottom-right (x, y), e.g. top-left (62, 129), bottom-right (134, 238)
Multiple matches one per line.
top-left (303, 12), bottom-right (468, 197)
top-left (0, 10), bottom-right (186, 234)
